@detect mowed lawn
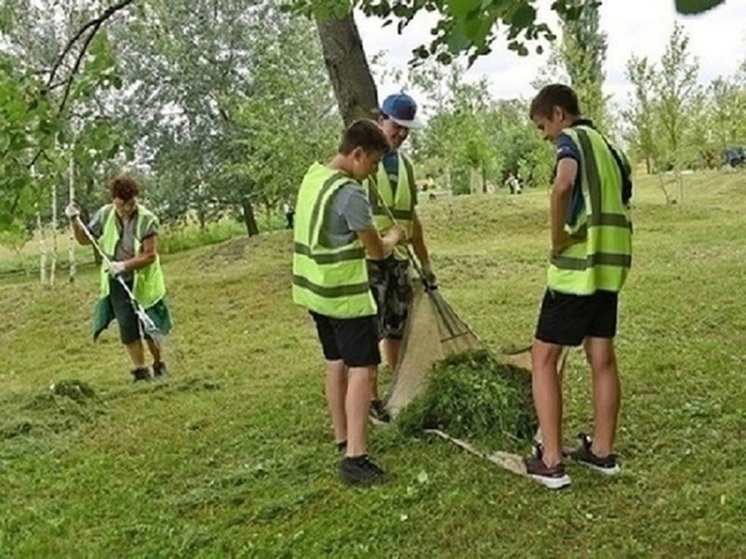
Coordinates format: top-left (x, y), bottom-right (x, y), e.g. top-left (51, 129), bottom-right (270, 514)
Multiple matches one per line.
top-left (2, 170), bottom-right (745, 557)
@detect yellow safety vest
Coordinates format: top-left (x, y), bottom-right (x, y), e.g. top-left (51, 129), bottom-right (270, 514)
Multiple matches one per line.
top-left (548, 125), bottom-right (633, 295)
top-left (292, 163), bottom-right (377, 318)
top-left (98, 204), bottom-right (166, 309)
top-left (367, 152), bottom-right (416, 261)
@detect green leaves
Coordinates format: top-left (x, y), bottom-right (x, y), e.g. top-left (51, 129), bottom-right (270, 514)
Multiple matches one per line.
top-left (674, 0), bottom-right (725, 15)
top-left (0, 59), bottom-right (59, 228)
top-left (299, 0), bottom-right (727, 66)
top-left (303, 0), bottom-right (569, 64)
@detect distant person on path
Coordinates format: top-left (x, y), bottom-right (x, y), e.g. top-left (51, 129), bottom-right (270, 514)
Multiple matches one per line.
top-left (506, 172), bottom-right (522, 195)
top-left (283, 202), bottom-right (294, 229)
top-left (526, 84), bottom-right (633, 489)
top-left (65, 175), bottom-right (172, 382)
top-left (292, 119), bottom-right (406, 485)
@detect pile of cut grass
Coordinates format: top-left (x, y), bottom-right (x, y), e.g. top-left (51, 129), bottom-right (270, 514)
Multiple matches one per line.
top-left (0, 380), bottom-right (105, 460)
top-left (395, 349), bottom-right (536, 452)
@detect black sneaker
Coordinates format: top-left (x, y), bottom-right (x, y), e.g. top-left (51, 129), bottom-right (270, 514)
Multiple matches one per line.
top-left (153, 361), bottom-right (168, 378)
top-left (339, 455), bottom-right (387, 486)
top-left (369, 399), bottom-right (391, 424)
top-left (131, 367), bottom-right (151, 382)
top-left (525, 446), bottom-right (571, 490)
top-left (567, 433), bottom-right (620, 475)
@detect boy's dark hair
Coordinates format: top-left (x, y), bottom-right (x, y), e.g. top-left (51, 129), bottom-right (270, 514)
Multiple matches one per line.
top-left (338, 119), bottom-right (391, 155)
top-left (109, 175), bottom-right (139, 201)
top-left (530, 84), bottom-right (581, 119)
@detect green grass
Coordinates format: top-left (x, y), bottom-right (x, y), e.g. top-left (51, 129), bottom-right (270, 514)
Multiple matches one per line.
top-left (2, 170), bottom-right (745, 557)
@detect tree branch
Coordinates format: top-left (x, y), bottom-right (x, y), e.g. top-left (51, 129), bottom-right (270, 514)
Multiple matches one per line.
top-left (13, 0), bottom-right (137, 217)
top-left (46, 0), bottom-right (136, 90)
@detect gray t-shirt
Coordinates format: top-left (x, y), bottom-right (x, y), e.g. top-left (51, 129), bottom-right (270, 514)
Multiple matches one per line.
top-left (322, 182), bottom-right (374, 248)
top-left (88, 205), bottom-right (157, 280)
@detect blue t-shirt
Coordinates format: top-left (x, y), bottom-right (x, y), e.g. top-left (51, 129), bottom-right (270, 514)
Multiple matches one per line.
top-left (382, 152), bottom-right (399, 177)
top-left (554, 128), bottom-right (584, 227)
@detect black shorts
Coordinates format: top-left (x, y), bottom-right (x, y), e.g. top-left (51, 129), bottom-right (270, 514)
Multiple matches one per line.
top-left (310, 312), bottom-right (381, 368)
top-left (535, 289), bottom-right (618, 347)
top-left (110, 278), bottom-right (152, 345)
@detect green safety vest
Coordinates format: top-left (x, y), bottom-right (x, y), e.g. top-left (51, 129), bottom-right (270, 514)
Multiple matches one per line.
top-left (367, 152), bottom-right (416, 261)
top-left (292, 163), bottom-right (377, 318)
top-left (98, 204), bottom-right (166, 309)
top-left (548, 125), bottom-right (633, 295)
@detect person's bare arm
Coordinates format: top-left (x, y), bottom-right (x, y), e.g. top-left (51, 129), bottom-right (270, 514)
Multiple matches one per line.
top-left (357, 226), bottom-right (405, 261)
top-left (411, 211), bottom-right (429, 266)
top-left (550, 158), bottom-right (580, 257)
top-left (70, 219), bottom-right (92, 245)
top-left (123, 235), bottom-right (158, 271)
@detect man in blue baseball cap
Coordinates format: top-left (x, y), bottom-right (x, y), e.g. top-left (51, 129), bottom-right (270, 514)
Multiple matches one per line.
top-left (381, 92), bottom-right (424, 130)
top-left (366, 92), bottom-right (434, 423)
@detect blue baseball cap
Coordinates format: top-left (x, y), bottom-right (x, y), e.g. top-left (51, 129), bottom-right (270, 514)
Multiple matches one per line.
top-left (381, 92), bottom-right (424, 130)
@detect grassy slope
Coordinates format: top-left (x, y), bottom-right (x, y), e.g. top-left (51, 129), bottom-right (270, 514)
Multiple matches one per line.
top-left (2, 171), bottom-right (745, 557)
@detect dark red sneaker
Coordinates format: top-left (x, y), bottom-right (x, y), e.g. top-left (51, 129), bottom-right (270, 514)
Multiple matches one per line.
top-left (525, 447), bottom-right (571, 489)
top-left (567, 433), bottom-right (620, 475)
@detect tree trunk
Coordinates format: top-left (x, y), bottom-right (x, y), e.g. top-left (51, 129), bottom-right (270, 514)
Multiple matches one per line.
top-left (241, 198), bottom-right (259, 237)
top-left (470, 167), bottom-right (479, 195)
top-left (315, 13), bottom-right (379, 126)
top-left (198, 207), bottom-right (206, 231)
top-left (68, 148), bottom-right (76, 283)
top-left (37, 211), bottom-right (48, 287)
top-left (50, 183), bottom-right (58, 286)
top-left (481, 166), bottom-right (487, 193)
top-left (197, 182), bottom-right (207, 231)
top-left (677, 170), bottom-right (684, 204)
top-left (645, 156), bottom-right (651, 175)
top-left (657, 173), bottom-right (672, 204)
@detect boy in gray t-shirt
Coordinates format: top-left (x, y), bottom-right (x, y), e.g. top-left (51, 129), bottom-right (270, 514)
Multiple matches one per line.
top-left (292, 119), bottom-right (407, 486)
top-left (323, 182), bottom-right (376, 247)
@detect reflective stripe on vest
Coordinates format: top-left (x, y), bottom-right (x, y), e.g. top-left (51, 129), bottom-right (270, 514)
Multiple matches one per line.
top-left (367, 152), bottom-right (415, 260)
top-left (98, 204), bottom-right (166, 309)
top-left (292, 162), bottom-right (377, 318)
top-left (548, 126), bottom-right (633, 295)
